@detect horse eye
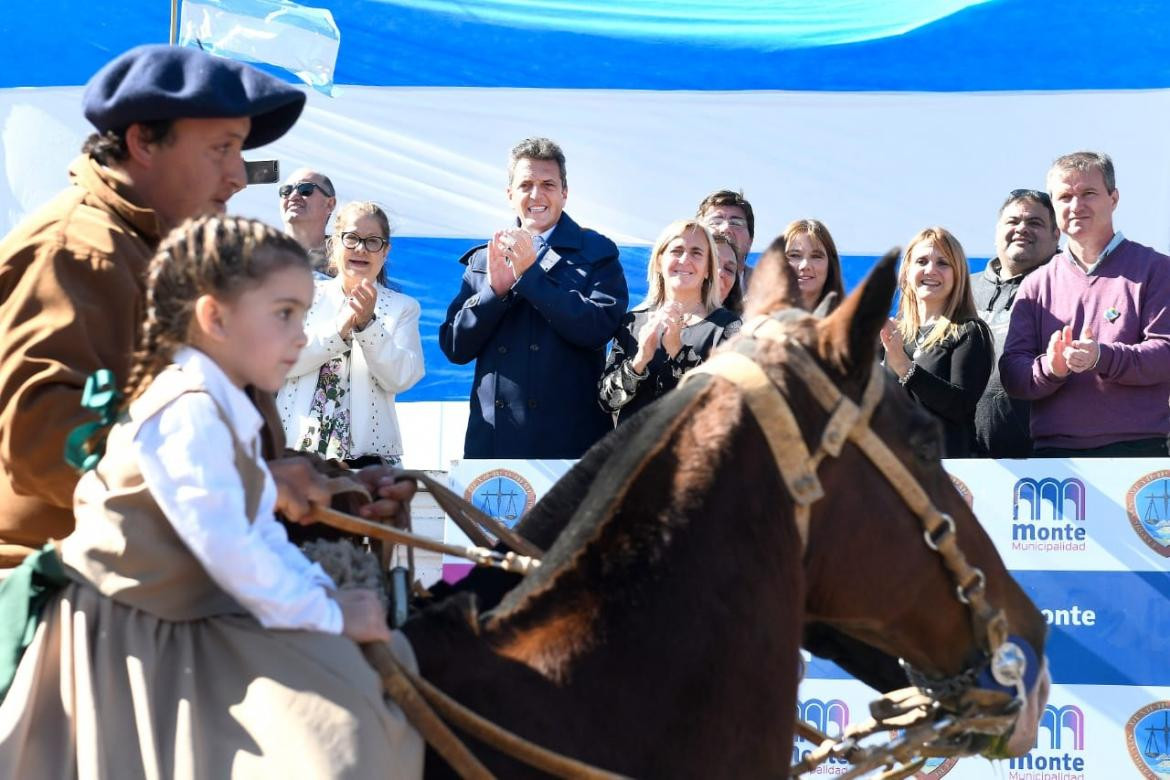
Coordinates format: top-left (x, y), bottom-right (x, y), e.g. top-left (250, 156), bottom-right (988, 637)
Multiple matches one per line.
top-left (908, 420), bottom-right (942, 463)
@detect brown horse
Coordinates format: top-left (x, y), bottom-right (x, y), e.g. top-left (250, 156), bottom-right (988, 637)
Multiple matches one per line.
top-left (402, 251), bottom-right (1048, 778)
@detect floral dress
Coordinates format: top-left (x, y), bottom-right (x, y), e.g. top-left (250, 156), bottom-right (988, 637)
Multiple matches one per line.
top-left (299, 355), bottom-right (354, 460)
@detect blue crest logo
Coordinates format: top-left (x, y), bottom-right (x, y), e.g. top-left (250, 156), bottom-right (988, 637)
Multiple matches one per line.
top-left (464, 468), bottom-right (536, 529)
top-left (1126, 701), bottom-right (1170, 778)
top-left (1127, 471), bottom-right (1170, 558)
top-left (1013, 477), bottom-right (1086, 522)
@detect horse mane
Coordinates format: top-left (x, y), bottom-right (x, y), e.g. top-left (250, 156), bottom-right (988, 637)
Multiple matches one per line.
top-left (489, 379), bottom-right (711, 618)
top-left (430, 393), bottom-right (679, 612)
top-left (483, 348), bottom-right (819, 686)
top-left (511, 396), bottom-right (666, 552)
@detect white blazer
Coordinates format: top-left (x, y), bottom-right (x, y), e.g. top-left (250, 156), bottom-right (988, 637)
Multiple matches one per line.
top-left (277, 276), bottom-right (424, 460)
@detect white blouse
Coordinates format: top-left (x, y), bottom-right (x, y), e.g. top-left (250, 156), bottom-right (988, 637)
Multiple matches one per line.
top-left (278, 276), bottom-right (424, 460)
top-left (135, 347), bottom-right (343, 633)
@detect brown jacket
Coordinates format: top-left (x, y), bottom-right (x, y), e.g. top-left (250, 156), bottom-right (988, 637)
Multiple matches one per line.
top-left (0, 155), bottom-right (162, 566)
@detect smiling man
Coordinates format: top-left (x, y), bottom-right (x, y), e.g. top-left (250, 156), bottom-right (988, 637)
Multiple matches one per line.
top-left (970, 189), bottom-right (1060, 458)
top-left (1001, 151), bottom-right (1170, 457)
top-left (439, 137), bottom-right (628, 458)
top-left (697, 189), bottom-right (755, 291)
top-left (278, 166), bottom-right (336, 273)
top-left (0, 45), bottom-right (305, 565)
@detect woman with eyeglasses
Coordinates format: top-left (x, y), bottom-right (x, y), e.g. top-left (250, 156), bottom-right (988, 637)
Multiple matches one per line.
top-left (879, 226), bottom-right (993, 458)
top-left (277, 201), bottom-right (424, 468)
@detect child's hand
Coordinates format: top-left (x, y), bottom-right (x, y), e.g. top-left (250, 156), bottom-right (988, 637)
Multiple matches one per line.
top-left (336, 589), bottom-right (392, 643)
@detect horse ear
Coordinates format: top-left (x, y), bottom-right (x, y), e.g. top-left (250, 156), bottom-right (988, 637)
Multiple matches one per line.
top-left (817, 248), bottom-right (900, 376)
top-left (745, 248), bottom-right (801, 318)
top-left (810, 291), bottom-right (838, 318)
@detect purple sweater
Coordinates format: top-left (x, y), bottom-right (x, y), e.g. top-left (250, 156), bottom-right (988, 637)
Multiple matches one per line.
top-left (1000, 239), bottom-right (1170, 450)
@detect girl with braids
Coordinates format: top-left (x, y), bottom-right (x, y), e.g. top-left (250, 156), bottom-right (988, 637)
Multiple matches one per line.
top-left (278, 201), bottom-right (424, 468)
top-left (0, 216), bottom-right (423, 778)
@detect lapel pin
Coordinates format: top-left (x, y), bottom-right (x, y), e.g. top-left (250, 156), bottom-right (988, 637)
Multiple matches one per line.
top-left (1105, 307), bottom-right (1121, 322)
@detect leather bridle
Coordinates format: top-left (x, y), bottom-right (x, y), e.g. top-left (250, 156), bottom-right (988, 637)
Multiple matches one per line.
top-left (683, 312), bottom-right (1041, 778)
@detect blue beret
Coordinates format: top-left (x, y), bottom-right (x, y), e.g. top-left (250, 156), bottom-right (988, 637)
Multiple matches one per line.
top-left (83, 44), bottom-right (306, 150)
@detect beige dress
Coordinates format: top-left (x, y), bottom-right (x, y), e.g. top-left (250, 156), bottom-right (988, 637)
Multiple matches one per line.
top-left (0, 367), bottom-right (423, 779)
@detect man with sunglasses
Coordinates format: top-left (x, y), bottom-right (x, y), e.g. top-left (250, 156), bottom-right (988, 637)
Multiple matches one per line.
top-left (1001, 151), bottom-right (1170, 457)
top-left (278, 167), bottom-right (336, 274)
top-left (970, 189), bottom-right (1060, 458)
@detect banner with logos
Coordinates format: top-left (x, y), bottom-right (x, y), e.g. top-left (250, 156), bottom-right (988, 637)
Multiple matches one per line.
top-left (444, 458), bottom-right (1170, 778)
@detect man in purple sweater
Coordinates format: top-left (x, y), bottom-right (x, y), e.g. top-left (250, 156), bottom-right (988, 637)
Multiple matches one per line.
top-left (1001, 151), bottom-right (1170, 456)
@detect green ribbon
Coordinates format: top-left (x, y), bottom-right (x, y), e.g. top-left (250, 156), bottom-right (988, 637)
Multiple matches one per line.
top-left (63, 369), bottom-right (120, 472)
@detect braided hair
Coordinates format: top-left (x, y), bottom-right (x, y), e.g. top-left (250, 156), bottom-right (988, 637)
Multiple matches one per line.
top-left (122, 215), bottom-right (310, 404)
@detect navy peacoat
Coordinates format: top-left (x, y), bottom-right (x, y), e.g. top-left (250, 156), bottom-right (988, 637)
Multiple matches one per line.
top-left (439, 212), bottom-right (628, 459)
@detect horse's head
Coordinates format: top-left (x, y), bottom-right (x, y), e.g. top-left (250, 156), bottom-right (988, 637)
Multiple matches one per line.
top-left (738, 250), bottom-right (1049, 760)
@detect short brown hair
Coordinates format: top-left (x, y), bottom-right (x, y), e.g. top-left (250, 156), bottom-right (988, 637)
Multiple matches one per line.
top-left (696, 189), bottom-right (755, 239)
top-left (1048, 151), bottom-right (1116, 193)
top-left (507, 137), bottom-right (567, 188)
top-left (81, 119), bottom-right (174, 165)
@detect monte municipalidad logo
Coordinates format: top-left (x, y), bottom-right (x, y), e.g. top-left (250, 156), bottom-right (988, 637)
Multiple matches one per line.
top-left (1011, 477), bottom-right (1087, 553)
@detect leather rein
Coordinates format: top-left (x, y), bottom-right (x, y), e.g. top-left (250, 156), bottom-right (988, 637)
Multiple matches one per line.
top-left (682, 312), bottom-right (1038, 779)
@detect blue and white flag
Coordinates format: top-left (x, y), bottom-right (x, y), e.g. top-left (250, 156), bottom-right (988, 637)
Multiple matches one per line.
top-left (179, 0), bottom-right (341, 94)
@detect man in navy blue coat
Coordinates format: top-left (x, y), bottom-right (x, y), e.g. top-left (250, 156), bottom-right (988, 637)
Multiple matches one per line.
top-left (439, 138), bottom-right (628, 459)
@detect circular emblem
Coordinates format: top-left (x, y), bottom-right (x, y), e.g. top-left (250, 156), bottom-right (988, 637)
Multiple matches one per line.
top-left (915, 757), bottom-right (958, 777)
top-left (1126, 470), bottom-right (1170, 558)
top-left (463, 469), bottom-right (536, 529)
top-left (1126, 700), bottom-right (1170, 778)
top-left (949, 474), bottom-right (974, 510)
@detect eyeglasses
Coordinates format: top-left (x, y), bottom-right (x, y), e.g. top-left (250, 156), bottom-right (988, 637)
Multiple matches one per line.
top-left (703, 215), bottom-right (749, 229)
top-left (338, 231), bottom-right (389, 253)
top-left (1008, 188), bottom-right (1052, 206)
top-left (278, 181), bottom-right (333, 199)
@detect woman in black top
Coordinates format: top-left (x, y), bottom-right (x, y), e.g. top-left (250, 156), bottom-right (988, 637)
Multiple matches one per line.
top-left (600, 219), bottom-right (741, 425)
top-left (880, 227), bottom-right (993, 458)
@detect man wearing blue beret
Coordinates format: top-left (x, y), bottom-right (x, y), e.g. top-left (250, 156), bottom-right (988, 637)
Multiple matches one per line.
top-left (0, 45), bottom-right (311, 565)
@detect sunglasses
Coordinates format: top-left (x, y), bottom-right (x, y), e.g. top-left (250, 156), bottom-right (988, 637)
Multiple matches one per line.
top-left (1009, 188), bottom-right (1052, 206)
top-left (278, 181), bottom-right (333, 199)
top-left (338, 231), bottom-right (389, 253)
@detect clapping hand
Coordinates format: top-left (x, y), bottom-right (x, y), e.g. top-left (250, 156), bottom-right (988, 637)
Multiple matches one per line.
top-left (659, 302), bottom-right (684, 359)
top-left (498, 229), bottom-right (538, 276)
top-left (486, 230), bottom-right (517, 296)
top-left (631, 309), bottom-right (667, 373)
top-left (338, 279), bottom-right (377, 339)
top-left (879, 319), bottom-right (912, 379)
top-left (1063, 325), bottom-right (1100, 374)
top-left (1046, 325), bottom-right (1071, 377)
